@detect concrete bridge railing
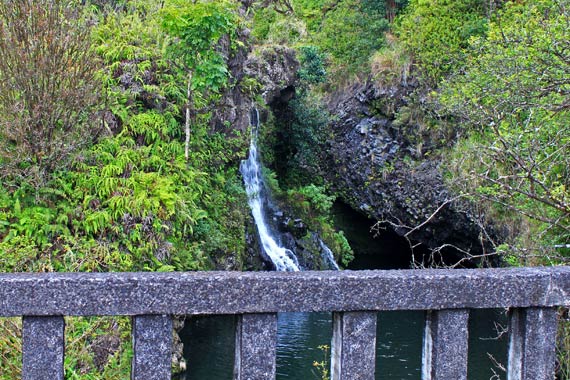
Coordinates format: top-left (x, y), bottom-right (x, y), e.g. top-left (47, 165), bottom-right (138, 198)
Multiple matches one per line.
top-left (2, 267), bottom-right (570, 380)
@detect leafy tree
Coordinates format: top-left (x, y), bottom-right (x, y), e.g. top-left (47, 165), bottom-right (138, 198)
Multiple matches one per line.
top-left (0, 0), bottom-right (101, 186)
top-left (442, 0), bottom-right (570, 254)
top-left (298, 46), bottom-right (327, 85)
top-left (161, 0), bottom-right (238, 160)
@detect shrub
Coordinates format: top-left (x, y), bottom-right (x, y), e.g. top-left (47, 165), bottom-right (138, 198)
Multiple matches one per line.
top-left (288, 185), bottom-right (335, 215)
top-left (298, 46), bottom-right (327, 85)
top-left (314, 0), bottom-right (389, 75)
top-left (0, 0), bottom-right (102, 185)
top-left (396, 0), bottom-right (488, 83)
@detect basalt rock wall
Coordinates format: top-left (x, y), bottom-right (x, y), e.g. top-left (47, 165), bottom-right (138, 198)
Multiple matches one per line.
top-left (321, 79), bottom-right (500, 266)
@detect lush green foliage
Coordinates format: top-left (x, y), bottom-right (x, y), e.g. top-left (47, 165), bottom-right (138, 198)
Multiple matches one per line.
top-left (387, 0), bottom-right (570, 265)
top-left (313, 0), bottom-right (389, 74)
top-left (441, 0), bottom-right (570, 261)
top-left (298, 46), bottom-right (327, 85)
top-left (93, 2), bottom-right (168, 64)
top-left (0, 0), bottom-right (247, 275)
top-left (0, 0), bottom-right (249, 377)
top-left (288, 185), bottom-right (335, 215)
top-left (284, 184), bottom-right (354, 267)
top-left (396, 0), bottom-right (488, 83)
top-left (252, 0), bottom-right (406, 78)
top-left (161, 0), bottom-right (239, 93)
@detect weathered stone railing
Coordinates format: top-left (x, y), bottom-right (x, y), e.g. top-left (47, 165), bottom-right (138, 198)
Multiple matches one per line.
top-left (2, 267), bottom-right (570, 380)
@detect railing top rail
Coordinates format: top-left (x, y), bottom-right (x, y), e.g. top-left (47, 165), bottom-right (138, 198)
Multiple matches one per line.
top-left (1, 267), bottom-right (569, 317)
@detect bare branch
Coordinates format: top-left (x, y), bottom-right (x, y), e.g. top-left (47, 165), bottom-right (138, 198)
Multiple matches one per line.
top-left (403, 195), bottom-right (464, 239)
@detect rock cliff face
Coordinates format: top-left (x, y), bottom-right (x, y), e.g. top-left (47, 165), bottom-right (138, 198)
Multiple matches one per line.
top-left (321, 80), bottom-right (499, 266)
top-left (208, 29), bottom-right (253, 135)
top-left (211, 43), bottom-right (299, 135)
top-left (244, 45), bottom-right (299, 105)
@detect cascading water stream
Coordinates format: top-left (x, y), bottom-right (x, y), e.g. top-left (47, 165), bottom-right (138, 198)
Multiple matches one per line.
top-left (320, 239), bottom-right (340, 270)
top-left (239, 107), bottom-right (343, 376)
top-left (240, 109), bottom-right (301, 272)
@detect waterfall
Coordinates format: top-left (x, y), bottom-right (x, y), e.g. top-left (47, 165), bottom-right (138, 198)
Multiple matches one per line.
top-left (240, 109), bottom-right (301, 272)
top-left (319, 239), bottom-right (340, 271)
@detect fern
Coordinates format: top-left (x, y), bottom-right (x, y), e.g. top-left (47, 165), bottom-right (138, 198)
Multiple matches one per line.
top-left (83, 210), bottom-right (112, 235)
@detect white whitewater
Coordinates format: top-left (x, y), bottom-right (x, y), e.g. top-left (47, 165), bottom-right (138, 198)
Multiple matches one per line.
top-left (240, 109), bottom-right (301, 272)
top-left (319, 239), bottom-right (340, 270)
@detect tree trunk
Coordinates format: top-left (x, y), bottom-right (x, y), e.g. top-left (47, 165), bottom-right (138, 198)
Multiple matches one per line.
top-left (185, 72), bottom-right (192, 161)
top-left (386, 0), bottom-right (396, 23)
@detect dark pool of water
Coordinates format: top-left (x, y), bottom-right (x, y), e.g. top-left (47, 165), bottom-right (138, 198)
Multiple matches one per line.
top-left (177, 308), bottom-right (508, 380)
top-left (332, 201), bottom-right (421, 270)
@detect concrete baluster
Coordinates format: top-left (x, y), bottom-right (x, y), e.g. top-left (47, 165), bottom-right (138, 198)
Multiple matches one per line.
top-left (22, 316), bottom-right (65, 380)
top-left (507, 307), bottom-right (557, 380)
top-left (234, 313), bottom-right (278, 380)
top-left (331, 311), bottom-right (377, 380)
top-left (422, 309), bottom-right (469, 380)
top-left (132, 315), bottom-right (172, 380)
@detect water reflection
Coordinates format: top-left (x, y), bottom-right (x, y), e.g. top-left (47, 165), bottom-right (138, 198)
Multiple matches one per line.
top-left (276, 313), bottom-right (332, 380)
top-left (469, 309), bottom-right (509, 380)
top-left (177, 315), bottom-right (236, 380)
top-left (376, 311), bottom-right (424, 379)
top-left (178, 308), bottom-right (508, 380)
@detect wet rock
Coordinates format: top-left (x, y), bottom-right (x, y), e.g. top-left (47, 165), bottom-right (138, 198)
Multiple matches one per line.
top-left (244, 219), bottom-right (270, 271)
top-left (209, 43), bottom-right (299, 136)
top-left (172, 317), bottom-right (186, 374)
top-left (321, 79), bottom-right (500, 265)
top-left (244, 45), bottom-right (300, 105)
top-left (267, 208), bottom-right (339, 270)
